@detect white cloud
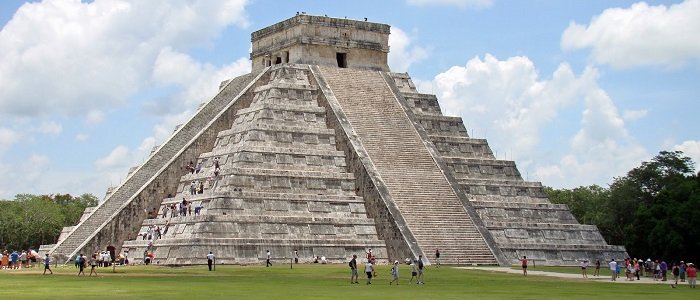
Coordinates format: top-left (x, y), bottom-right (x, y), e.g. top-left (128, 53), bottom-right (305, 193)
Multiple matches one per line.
top-left (424, 54), bottom-right (647, 187)
top-left (26, 154), bottom-right (50, 181)
top-left (673, 140), bottom-right (700, 167)
top-left (0, 127), bottom-right (20, 153)
top-left (86, 110), bottom-right (105, 125)
top-left (406, 0), bottom-right (493, 9)
top-left (75, 133), bottom-right (89, 142)
top-left (0, 0), bottom-right (250, 118)
top-left (561, 0), bottom-right (700, 69)
top-left (622, 109), bottom-right (648, 121)
top-left (388, 27), bottom-right (429, 73)
top-left (36, 120), bottom-right (63, 137)
top-left (95, 145), bottom-right (130, 170)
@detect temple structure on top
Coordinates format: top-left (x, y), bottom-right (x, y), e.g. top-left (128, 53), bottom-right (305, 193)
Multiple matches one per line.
top-left (42, 14), bottom-right (627, 266)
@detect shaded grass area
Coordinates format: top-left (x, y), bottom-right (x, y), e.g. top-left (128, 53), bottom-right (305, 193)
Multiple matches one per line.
top-left (0, 264), bottom-right (693, 299)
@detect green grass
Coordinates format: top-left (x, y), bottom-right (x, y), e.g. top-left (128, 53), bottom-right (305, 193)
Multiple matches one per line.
top-left (0, 264), bottom-right (694, 299)
top-left (509, 265), bottom-right (596, 275)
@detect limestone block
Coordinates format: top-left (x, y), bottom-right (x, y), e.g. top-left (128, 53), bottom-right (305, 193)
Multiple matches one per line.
top-left (261, 223), bottom-right (289, 234)
top-left (288, 201), bottom-right (308, 212)
top-left (504, 228), bottom-right (529, 239)
top-left (309, 224), bottom-right (335, 235)
top-left (264, 199), bottom-right (289, 211)
top-left (308, 202), bottom-right (331, 212)
top-left (349, 203), bottom-right (367, 214)
top-left (355, 225), bottom-right (377, 235)
top-left (306, 155), bottom-right (322, 165)
top-left (270, 177), bottom-right (291, 188)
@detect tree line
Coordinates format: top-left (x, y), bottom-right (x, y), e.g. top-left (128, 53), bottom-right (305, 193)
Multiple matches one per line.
top-left (545, 151), bottom-right (699, 263)
top-left (0, 193), bottom-right (98, 251)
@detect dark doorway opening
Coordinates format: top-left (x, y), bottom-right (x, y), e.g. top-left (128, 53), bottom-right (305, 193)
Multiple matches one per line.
top-left (336, 53), bottom-right (347, 68)
top-left (275, 56), bottom-right (282, 64)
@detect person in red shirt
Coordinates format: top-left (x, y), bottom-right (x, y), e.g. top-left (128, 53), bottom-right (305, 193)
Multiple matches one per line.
top-left (687, 263), bottom-right (697, 288)
top-left (521, 256), bottom-right (528, 276)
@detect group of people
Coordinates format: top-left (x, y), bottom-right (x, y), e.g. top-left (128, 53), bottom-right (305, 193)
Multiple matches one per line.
top-left (348, 249), bottom-right (425, 285)
top-left (72, 251), bottom-right (114, 276)
top-left (1, 249), bottom-right (39, 269)
top-left (159, 198), bottom-right (204, 220)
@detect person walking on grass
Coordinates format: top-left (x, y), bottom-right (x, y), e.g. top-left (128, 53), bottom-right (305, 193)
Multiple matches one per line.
top-left (580, 260), bottom-right (589, 278)
top-left (417, 255), bottom-right (425, 284)
top-left (43, 254), bottom-right (52, 275)
top-left (435, 249), bottom-right (441, 268)
top-left (349, 254), bottom-right (359, 284)
top-left (390, 260), bottom-right (400, 285)
top-left (409, 260), bottom-right (418, 284)
top-left (77, 254), bottom-right (86, 276)
top-left (609, 259), bottom-right (617, 281)
top-left (365, 260), bottom-right (374, 285)
top-left (521, 256), bottom-right (528, 276)
top-left (207, 251), bottom-right (215, 271)
top-left (89, 254), bottom-right (98, 276)
top-left (594, 259), bottom-right (601, 276)
top-left (266, 250), bottom-right (272, 267)
top-left (687, 263), bottom-right (697, 288)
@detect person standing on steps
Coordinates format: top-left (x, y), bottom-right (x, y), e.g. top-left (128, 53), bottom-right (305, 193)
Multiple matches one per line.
top-left (521, 256), bottom-right (528, 276)
top-left (349, 254), bottom-right (358, 284)
top-left (43, 253), bottom-right (53, 275)
top-left (266, 250), bottom-right (272, 267)
top-left (207, 251), bottom-right (215, 271)
top-left (435, 249), bottom-right (441, 268)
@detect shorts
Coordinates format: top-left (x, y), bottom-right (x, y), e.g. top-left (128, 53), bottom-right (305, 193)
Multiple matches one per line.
top-left (351, 269), bottom-right (358, 276)
top-left (688, 278), bottom-right (696, 285)
top-left (366, 272), bottom-right (373, 279)
top-left (44, 265), bottom-right (50, 270)
top-left (412, 272), bottom-right (417, 276)
top-left (522, 265), bottom-right (527, 269)
top-left (581, 267), bottom-right (586, 270)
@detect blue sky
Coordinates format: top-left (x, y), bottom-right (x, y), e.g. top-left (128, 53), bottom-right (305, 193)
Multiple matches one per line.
top-left (0, 0), bottom-right (698, 199)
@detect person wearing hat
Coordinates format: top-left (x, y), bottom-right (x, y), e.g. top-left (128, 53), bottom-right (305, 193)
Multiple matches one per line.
top-left (687, 263), bottom-right (696, 288)
top-left (390, 260), bottom-right (400, 285)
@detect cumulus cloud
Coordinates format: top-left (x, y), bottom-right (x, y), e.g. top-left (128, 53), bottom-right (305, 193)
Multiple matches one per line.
top-left (406, 0), bottom-right (493, 9)
top-left (95, 145), bottom-right (130, 170)
top-left (622, 109), bottom-right (649, 121)
top-left (0, 0), bottom-right (249, 118)
top-left (36, 121), bottom-right (63, 137)
top-left (673, 140), bottom-right (700, 167)
top-left (561, 0), bottom-right (700, 69)
top-left (388, 27), bottom-right (429, 72)
top-left (424, 54), bottom-right (647, 187)
top-left (75, 133), bottom-right (89, 142)
top-left (0, 127), bottom-right (20, 153)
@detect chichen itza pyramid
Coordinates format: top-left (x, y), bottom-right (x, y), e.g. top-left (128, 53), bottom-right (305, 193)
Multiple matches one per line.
top-left (42, 14), bottom-right (627, 266)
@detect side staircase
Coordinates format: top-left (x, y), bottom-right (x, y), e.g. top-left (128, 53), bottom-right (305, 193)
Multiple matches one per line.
top-left (48, 72), bottom-right (259, 263)
top-left (315, 66), bottom-right (499, 265)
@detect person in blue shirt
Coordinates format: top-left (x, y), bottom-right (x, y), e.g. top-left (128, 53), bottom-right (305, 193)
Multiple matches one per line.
top-left (10, 251), bottom-right (19, 269)
top-left (43, 254), bottom-right (53, 275)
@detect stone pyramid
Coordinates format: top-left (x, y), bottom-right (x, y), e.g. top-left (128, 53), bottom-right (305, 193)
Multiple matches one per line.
top-left (45, 14), bottom-right (627, 266)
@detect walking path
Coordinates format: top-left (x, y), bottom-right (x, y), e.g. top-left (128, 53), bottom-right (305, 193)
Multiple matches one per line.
top-left (459, 266), bottom-right (688, 286)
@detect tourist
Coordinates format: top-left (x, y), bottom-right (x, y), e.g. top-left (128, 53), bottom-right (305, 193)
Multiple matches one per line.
top-left (266, 250), bottom-right (272, 267)
top-left (124, 250), bottom-right (129, 265)
top-left (365, 259), bottom-right (374, 285)
top-left (390, 260), bottom-right (400, 285)
top-left (195, 161), bottom-right (202, 174)
top-left (19, 250), bottom-right (27, 268)
top-left (409, 260), bottom-right (418, 284)
top-left (349, 254), bottom-right (358, 284)
top-left (672, 262), bottom-right (680, 287)
top-left (417, 255), bottom-right (425, 284)
top-left (1, 251), bottom-right (8, 269)
top-left (626, 261), bottom-right (635, 281)
top-left (580, 260), bottom-right (588, 278)
top-left (609, 259), bottom-right (617, 281)
top-left (43, 253), bottom-right (52, 275)
top-left (89, 254), bottom-right (98, 276)
top-left (294, 249), bottom-right (299, 264)
top-left (687, 263), bottom-right (697, 288)
top-left (207, 251), bottom-right (215, 271)
top-left (435, 249), bottom-right (441, 268)
top-left (521, 255), bottom-right (528, 276)
top-left (77, 254), bottom-right (85, 276)
top-left (680, 261), bottom-right (687, 282)
top-left (10, 250), bottom-right (19, 269)
top-left (594, 259), bottom-right (601, 276)
top-left (161, 205), bottom-right (168, 218)
top-left (366, 248), bottom-right (372, 260)
top-left (198, 181), bottom-right (204, 194)
top-left (190, 181), bottom-right (196, 195)
top-left (661, 260), bottom-right (668, 281)
top-left (74, 253), bottom-right (81, 269)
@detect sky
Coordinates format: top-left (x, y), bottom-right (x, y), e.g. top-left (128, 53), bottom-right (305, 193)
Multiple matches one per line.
top-left (0, 0), bottom-right (698, 200)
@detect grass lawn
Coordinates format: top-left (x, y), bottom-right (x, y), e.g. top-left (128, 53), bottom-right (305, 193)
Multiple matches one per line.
top-left (0, 263), bottom-right (694, 299)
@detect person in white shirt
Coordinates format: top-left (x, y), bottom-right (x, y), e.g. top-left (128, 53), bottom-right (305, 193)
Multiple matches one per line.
top-left (390, 260), bottom-right (400, 285)
top-left (609, 259), bottom-right (618, 281)
top-left (365, 260), bottom-right (374, 285)
top-left (580, 260), bottom-right (589, 278)
top-left (266, 250), bottom-right (272, 267)
top-left (207, 252), bottom-right (215, 271)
